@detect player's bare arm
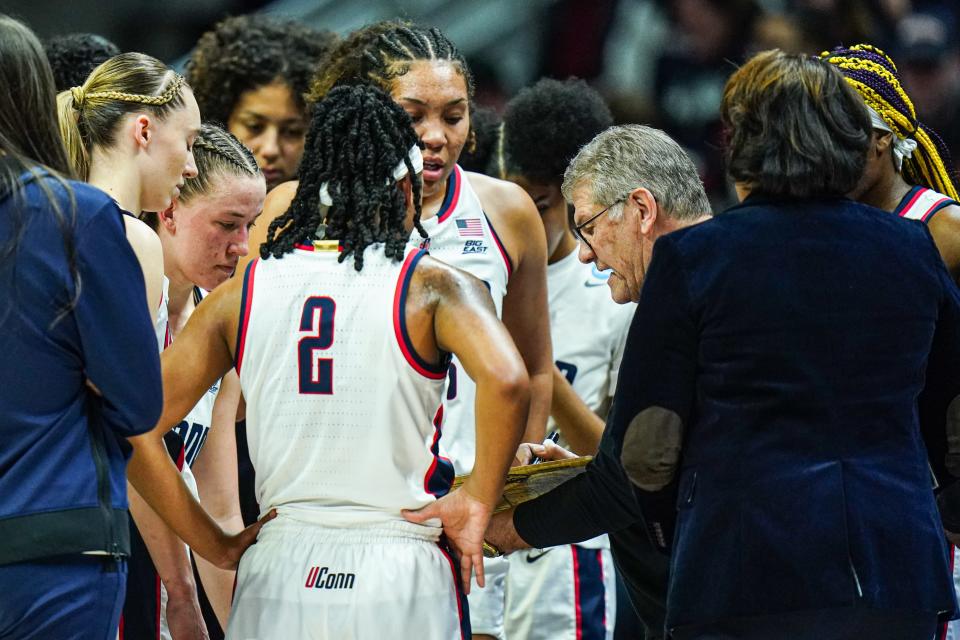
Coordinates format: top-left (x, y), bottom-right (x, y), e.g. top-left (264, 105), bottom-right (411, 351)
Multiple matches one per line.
top-left (927, 204), bottom-right (960, 282)
top-left (127, 275), bottom-right (274, 570)
top-left (403, 256), bottom-right (530, 592)
top-left (192, 370), bottom-right (245, 629)
top-left (468, 171), bottom-right (552, 447)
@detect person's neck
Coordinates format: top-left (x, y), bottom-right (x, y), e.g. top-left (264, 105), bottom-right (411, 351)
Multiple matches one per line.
top-left (548, 231), bottom-right (578, 265)
top-left (88, 148), bottom-right (141, 213)
top-left (861, 170), bottom-right (913, 213)
top-left (420, 174), bottom-right (450, 221)
top-left (165, 267), bottom-right (195, 320)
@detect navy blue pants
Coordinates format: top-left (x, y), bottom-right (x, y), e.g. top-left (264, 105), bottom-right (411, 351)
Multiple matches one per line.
top-left (0, 555), bottom-right (126, 639)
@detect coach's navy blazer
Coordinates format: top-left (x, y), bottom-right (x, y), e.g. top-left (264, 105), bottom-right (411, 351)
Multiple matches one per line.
top-left (612, 194), bottom-right (960, 632)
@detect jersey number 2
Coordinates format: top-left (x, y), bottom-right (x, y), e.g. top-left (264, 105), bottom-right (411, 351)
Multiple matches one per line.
top-left (298, 296), bottom-right (336, 394)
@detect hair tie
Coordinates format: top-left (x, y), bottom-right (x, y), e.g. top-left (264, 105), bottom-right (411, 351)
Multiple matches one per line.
top-left (70, 86), bottom-right (85, 110)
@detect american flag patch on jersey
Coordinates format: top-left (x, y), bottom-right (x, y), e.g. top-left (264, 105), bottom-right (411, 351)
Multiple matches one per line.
top-left (456, 218), bottom-right (483, 237)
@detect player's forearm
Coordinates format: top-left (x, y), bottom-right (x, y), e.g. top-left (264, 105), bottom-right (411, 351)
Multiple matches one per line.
top-left (127, 432), bottom-right (230, 567)
top-left (195, 512), bottom-right (244, 629)
top-left (550, 367), bottom-right (604, 455)
top-left (468, 372), bottom-right (531, 507)
top-left (521, 364), bottom-right (552, 446)
top-left (128, 483), bottom-right (200, 599)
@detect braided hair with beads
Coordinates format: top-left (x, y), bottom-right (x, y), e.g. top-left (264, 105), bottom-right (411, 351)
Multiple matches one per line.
top-left (821, 44), bottom-right (959, 200)
top-left (260, 84), bottom-right (424, 272)
top-left (308, 20), bottom-right (474, 103)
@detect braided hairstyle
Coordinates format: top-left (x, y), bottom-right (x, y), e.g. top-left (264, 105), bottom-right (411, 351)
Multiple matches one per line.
top-left (140, 122), bottom-right (261, 230)
top-left (43, 33), bottom-right (121, 92)
top-left (186, 15), bottom-right (336, 125)
top-left (308, 20), bottom-right (474, 103)
top-left (55, 52), bottom-right (187, 180)
top-left (261, 85), bottom-right (423, 272)
top-left (821, 44), bottom-right (959, 200)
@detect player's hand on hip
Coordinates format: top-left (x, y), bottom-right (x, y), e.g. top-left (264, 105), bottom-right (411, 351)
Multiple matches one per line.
top-left (402, 489), bottom-right (493, 595)
top-left (218, 508), bottom-right (277, 570)
top-left (163, 587), bottom-right (209, 640)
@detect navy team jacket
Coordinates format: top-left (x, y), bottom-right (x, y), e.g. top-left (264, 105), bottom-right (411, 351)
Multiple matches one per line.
top-left (0, 164), bottom-right (161, 564)
top-left (612, 194), bottom-right (960, 630)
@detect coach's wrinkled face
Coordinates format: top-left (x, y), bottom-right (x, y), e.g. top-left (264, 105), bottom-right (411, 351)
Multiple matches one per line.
top-left (571, 181), bottom-right (652, 304)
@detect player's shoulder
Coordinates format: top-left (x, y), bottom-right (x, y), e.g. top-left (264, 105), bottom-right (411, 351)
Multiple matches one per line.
top-left (264, 180), bottom-right (299, 216)
top-left (412, 252), bottom-right (493, 305)
top-left (464, 170), bottom-right (537, 225)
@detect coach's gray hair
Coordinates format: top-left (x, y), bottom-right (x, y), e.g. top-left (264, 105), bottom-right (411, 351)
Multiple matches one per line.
top-left (561, 124), bottom-right (710, 221)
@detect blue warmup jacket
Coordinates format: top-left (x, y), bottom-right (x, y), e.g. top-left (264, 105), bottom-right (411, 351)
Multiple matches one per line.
top-left (0, 163), bottom-right (161, 564)
top-left (614, 195), bottom-right (960, 630)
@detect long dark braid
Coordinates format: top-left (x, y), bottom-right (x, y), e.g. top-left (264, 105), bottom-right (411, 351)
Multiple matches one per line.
top-left (308, 20), bottom-right (474, 102)
top-left (261, 84), bottom-right (424, 271)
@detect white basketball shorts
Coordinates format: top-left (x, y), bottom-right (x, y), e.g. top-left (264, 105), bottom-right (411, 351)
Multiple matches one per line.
top-left (225, 517), bottom-right (469, 639)
top-left (505, 545), bottom-right (616, 640)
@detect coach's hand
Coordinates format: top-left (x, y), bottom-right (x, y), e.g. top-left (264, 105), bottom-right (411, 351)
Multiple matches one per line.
top-left (217, 508), bottom-right (277, 570)
top-left (402, 489), bottom-right (493, 594)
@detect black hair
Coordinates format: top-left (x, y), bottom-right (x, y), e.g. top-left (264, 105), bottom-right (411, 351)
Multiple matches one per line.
top-left (500, 77), bottom-right (613, 185)
top-left (186, 15), bottom-right (337, 126)
top-left (721, 50), bottom-right (871, 198)
top-left (308, 20), bottom-right (474, 102)
top-left (458, 104), bottom-right (501, 175)
top-left (43, 33), bottom-right (120, 92)
top-left (0, 15), bottom-right (79, 323)
top-left (261, 85), bottom-right (423, 271)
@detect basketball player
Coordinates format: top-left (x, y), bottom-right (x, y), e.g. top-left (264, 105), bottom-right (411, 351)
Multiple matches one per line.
top-left (496, 77), bottom-right (632, 640)
top-left (56, 53), bottom-right (213, 639)
top-left (154, 84), bottom-right (528, 638)
top-left (821, 44), bottom-right (960, 276)
top-left (250, 26), bottom-right (550, 637)
top-left (186, 15), bottom-right (337, 192)
top-left (135, 123), bottom-right (264, 639)
top-left (822, 43), bottom-right (960, 640)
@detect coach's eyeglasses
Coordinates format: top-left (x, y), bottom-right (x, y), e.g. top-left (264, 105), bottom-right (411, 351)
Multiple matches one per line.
top-left (573, 198), bottom-right (623, 253)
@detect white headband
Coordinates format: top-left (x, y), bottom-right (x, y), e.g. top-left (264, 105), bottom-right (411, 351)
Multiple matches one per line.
top-left (867, 105), bottom-right (917, 172)
top-left (319, 144), bottom-right (423, 207)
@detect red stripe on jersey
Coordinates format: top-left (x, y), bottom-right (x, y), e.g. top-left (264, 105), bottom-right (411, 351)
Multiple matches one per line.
top-left (436, 166), bottom-right (462, 224)
top-left (485, 213), bottom-right (514, 279)
top-left (235, 259), bottom-right (259, 375)
top-left (897, 187), bottom-right (927, 218)
top-left (921, 196), bottom-right (951, 222)
top-left (437, 542), bottom-right (467, 640)
top-left (392, 250), bottom-right (447, 380)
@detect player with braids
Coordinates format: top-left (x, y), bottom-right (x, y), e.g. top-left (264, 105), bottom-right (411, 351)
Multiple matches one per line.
top-left (261, 80), bottom-right (424, 270)
top-left (257, 26), bottom-right (552, 639)
top-left (154, 84), bottom-right (528, 638)
top-left (54, 51), bottom-right (211, 640)
top-left (822, 44), bottom-right (960, 280)
top-left (186, 15), bottom-right (337, 191)
top-left (131, 122), bottom-right (266, 639)
top-left (56, 51), bottom-right (201, 320)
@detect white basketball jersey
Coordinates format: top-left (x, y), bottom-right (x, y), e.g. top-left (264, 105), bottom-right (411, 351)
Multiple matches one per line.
top-left (547, 248), bottom-right (635, 550)
top-left (411, 165), bottom-right (512, 474)
top-left (154, 276), bottom-right (219, 469)
top-left (235, 244), bottom-right (450, 528)
top-left (894, 185), bottom-right (958, 223)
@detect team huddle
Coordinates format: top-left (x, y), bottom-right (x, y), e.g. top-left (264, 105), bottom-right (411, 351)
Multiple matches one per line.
top-left (4, 6), bottom-right (960, 640)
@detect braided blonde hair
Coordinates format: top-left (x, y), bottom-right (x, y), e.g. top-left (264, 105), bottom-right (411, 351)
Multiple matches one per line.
top-left (56, 52), bottom-right (188, 180)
